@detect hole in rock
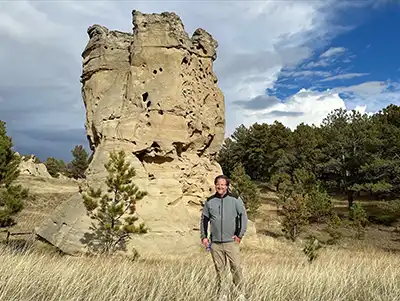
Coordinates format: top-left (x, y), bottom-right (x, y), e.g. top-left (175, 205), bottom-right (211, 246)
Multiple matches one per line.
top-left (153, 70), bottom-right (157, 74)
top-left (151, 141), bottom-right (160, 148)
top-left (209, 188), bottom-right (212, 192)
top-left (179, 38), bottom-right (184, 44)
top-left (216, 104), bottom-right (219, 108)
top-left (111, 47), bottom-right (114, 50)
top-left (142, 92), bottom-right (149, 102)
top-left (104, 46), bottom-right (108, 50)
top-left (158, 110), bottom-right (164, 115)
top-left (159, 67), bottom-right (163, 72)
top-left (145, 113), bottom-right (150, 118)
top-left (148, 174), bottom-right (155, 180)
top-left (147, 122), bottom-right (151, 127)
top-left (146, 101), bottom-right (151, 108)
top-left (181, 57), bottom-right (189, 64)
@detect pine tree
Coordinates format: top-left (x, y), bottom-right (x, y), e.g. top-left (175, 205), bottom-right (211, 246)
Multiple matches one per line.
top-left (280, 192), bottom-right (310, 241)
top-left (68, 145), bottom-right (89, 179)
top-left (81, 150), bottom-right (148, 255)
top-left (0, 120), bottom-right (28, 228)
top-left (230, 162), bottom-right (261, 220)
top-left (45, 157), bottom-right (66, 178)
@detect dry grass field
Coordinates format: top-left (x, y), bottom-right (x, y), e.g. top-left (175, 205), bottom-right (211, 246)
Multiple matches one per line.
top-left (1, 239), bottom-right (400, 301)
top-left (2, 176), bottom-right (400, 300)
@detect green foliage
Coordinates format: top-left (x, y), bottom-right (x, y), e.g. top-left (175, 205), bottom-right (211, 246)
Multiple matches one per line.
top-left (68, 145), bottom-right (89, 179)
top-left (0, 120), bottom-right (28, 228)
top-left (217, 104), bottom-right (400, 226)
top-left (305, 186), bottom-right (334, 223)
top-left (0, 185), bottom-right (28, 227)
top-left (230, 162), bottom-right (261, 219)
top-left (371, 199), bottom-right (400, 225)
top-left (302, 236), bottom-right (322, 263)
top-left (44, 157), bottom-right (66, 178)
top-left (349, 203), bottom-right (368, 239)
top-left (325, 213), bottom-right (342, 244)
top-left (280, 193), bottom-right (310, 241)
top-left (81, 150), bottom-right (148, 255)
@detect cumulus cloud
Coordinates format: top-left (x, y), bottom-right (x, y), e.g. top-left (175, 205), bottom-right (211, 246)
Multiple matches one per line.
top-left (234, 80), bottom-right (400, 131)
top-left (241, 89), bottom-right (346, 130)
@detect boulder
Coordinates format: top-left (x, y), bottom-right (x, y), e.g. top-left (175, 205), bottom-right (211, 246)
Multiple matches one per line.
top-left (18, 155), bottom-right (52, 178)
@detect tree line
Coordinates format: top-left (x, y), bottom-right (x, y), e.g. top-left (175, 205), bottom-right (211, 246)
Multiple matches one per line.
top-left (217, 104), bottom-right (400, 241)
top-left (218, 104), bottom-right (400, 208)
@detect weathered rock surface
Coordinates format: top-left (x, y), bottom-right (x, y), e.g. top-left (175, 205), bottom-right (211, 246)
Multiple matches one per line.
top-left (18, 154), bottom-right (52, 178)
top-left (36, 10), bottom-right (256, 256)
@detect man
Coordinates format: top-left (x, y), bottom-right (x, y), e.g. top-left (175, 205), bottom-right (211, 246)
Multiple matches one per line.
top-left (200, 174), bottom-right (248, 301)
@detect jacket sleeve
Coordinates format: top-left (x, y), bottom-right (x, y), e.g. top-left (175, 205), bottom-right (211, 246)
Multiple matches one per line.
top-left (235, 197), bottom-right (248, 238)
top-left (200, 202), bottom-right (210, 240)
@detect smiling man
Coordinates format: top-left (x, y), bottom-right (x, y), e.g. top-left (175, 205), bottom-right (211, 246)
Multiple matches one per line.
top-left (200, 174), bottom-right (248, 301)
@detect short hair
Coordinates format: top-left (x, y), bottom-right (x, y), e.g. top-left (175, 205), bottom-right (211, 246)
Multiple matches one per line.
top-left (214, 174), bottom-right (230, 186)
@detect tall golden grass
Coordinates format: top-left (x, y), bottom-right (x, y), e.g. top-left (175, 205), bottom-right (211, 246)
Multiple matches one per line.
top-left (1, 239), bottom-right (400, 301)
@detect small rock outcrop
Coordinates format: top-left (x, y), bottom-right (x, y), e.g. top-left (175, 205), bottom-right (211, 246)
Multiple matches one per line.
top-left (36, 10), bottom-right (249, 255)
top-left (18, 155), bottom-right (52, 178)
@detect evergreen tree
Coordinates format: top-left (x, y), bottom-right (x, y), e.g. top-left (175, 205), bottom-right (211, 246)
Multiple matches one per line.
top-left (0, 121), bottom-right (28, 228)
top-left (45, 157), bottom-right (66, 178)
top-left (81, 150), bottom-right (148, 255)
top-left (230, 162), bottom-right (261, 220)
top-left (68, 145), bottom-right (89, 179)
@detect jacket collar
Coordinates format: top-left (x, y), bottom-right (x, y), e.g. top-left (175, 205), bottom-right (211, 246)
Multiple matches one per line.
top-left (215, 192), bottom-right (229, 199)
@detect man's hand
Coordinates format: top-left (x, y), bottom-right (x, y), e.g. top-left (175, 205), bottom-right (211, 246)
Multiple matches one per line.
top-left (202, 238), bottom-right (209, 248)
top-left (233, 235), bottom-right (241, 243)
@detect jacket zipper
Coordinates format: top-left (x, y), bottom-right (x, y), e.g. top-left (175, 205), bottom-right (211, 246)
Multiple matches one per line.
top-left (221, 196), bottom-right (223, 242)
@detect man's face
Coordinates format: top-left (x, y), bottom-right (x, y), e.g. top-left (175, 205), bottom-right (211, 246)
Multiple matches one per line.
top-left (215, 178), bottom-right (228, 196)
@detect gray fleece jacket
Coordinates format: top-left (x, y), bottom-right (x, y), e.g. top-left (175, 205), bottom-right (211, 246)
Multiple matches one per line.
top-left (200, 193), bottom-right (248, 243)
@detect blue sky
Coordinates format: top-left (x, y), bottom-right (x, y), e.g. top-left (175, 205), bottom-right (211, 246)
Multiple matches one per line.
top-left (267, 2), bottom-right (400, 113)
top-left (0, 1), bottom-right (399, 161)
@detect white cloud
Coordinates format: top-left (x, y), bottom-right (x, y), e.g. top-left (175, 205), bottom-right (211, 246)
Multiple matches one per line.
top-left (0, 1), bottom-right (341, 138)
top-left (0, 0), bottom-right (392, 159)
top-left (0, 1), bottom-right (67, 43)
top-left (243, 89), bottom-right (346, 130)
top-left (235, 80), bottom-right (400, 131)
top-left (320, 47), bottom-right (346, 58)
top-left (320, 73), bottom-right (369, 82)
top-left (280, 70), bottom-right (332, 78)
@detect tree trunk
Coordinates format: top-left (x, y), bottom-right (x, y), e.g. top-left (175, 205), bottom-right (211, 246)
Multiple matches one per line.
top-left (347, 190), bottom-right (354, 209)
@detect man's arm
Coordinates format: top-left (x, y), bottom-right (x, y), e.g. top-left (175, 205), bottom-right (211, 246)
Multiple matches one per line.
top-left (200, 202), bottom-right (210, 240)
top-left (235, 197), bottom-right (248, 239)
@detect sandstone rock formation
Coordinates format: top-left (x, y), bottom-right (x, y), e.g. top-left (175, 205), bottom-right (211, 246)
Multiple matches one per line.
top-left (18, 154), bottom-right (52, 178)
top-left (36, 10), bottom-right (256, 256)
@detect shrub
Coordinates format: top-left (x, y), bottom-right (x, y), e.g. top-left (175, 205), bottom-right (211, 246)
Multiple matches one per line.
top-left (81, 150), bottom-right (148, 255)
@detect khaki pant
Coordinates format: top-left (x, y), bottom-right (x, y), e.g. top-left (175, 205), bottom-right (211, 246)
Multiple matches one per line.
top-left (210, 241), bottom-right (244, 294)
